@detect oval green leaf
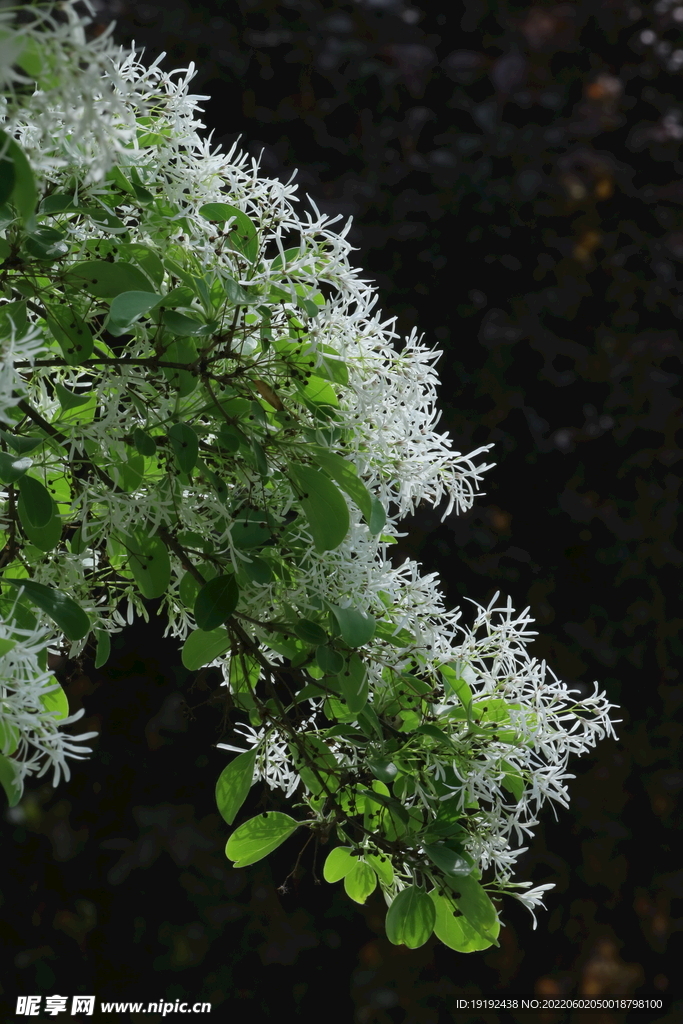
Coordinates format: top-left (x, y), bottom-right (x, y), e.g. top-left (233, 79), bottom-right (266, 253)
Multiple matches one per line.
top-left (443, 873), bottom-right (500, 945)
top-left (385, 885), bottom-right (436, 949)
top-left (181, 627), bottom-right (231, 671)
top-left (289, 463), bottom-right (349, 553)
top-left (225, 811), bottom-right (301, 868)
top-left (3, 578), bottom-right (89, 641)
top-left (329, 605), bottom-right (375, 648)
top-left (17, 475), bottom-right (52, 527)
top-left (424, 843), bottom-right (474, 877)
top-left (108, 289), bottom-right (162, 335)
top-left (344, 860), bottom-right (377, 904)
top-left (429, 890), bottom-right (494, 952)
top-left (168, 422), bottom-right (198, 474)
top-left (322, 846), bottom-right (356, 883)
top-left (0, 751), bottom-right (22, 807)
top-left (40, 680), bottom-right (69, 720)
top-left (215, 748), bottom-right (257, 825)
top-left (65, 260), bottom-right (155, 298)
top-left (123, 530), bottom-right (171, 600)
top-left (194, 575), bottom-right (239, 631)
top-left (337, 653), bottom-right (368, 714)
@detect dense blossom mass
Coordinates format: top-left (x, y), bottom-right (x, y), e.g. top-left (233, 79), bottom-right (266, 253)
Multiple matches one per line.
top-left (0, 1), bottom-right (617, 949)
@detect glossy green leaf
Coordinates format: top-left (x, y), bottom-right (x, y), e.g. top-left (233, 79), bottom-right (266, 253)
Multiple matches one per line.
top-left (25, 226), bottom-right (69, 261)
top-left (225, 811), bottom-right (301, 868)
top-left (65, 260), bottom-right (155, 298)
top-left (0, 451), bottom-right (31, 483)
top-left (199, 203), bottom-right (258, 262)
top-left (440, 665), bottom-right (473, 710)
top-left (168, 422), bottom-right (199, 474)
top-left (424, 843), bottom-right (474, 878)
top-left (160, 338), bottom-right (199, 397)
top-left (309, 448), bottom-right (373, 520)
top-left (501, 761), bottom-right (525, 802)
top-left (366, 853), bottom-right (394, 886)
top-left (429, 890), bottom-right (494, 952)
top-left (0, 752), bottom-right (22, 807)
top-left (94, 629), bottom-right (111, 669)
top-left (215, 749), bottom-right (257, 825)
top-left (337, 653), bottom-right (368, 713)
top-left (181, 627), bottom-right (231, 671)
top-left (4, 579), bottom-right (89, 640)
top-left (293, 618), bottom-right (328, 645)
top-left (0, 131), bottom-right (36, 227)
top-left (366, 757), bottom-right (398, 785)
top-left (297, 375), bottom-right (338, 407)
top-left (40, 680), bottom-right (69, 721)
top-left (17, 475), bottom-right (52, 527)
top-left (133, 428), bottom-right (157, 457)
top-left (44, 304), bottom-right (93, 364)
top-left (385, 885), bottom-right (436, 949)
top-left (0, 710), bottom-right (19, 755)
top-left (107, 289), bottom-right (162, 335)
top-left (443, 873), bottom-right (500, 945)
top-left (123, 530), bottom-right (171, 600)
top-left (322, 846), bottom-right (355, 883)
top-left (194, 574), bottom-right (240, 630)
top-left (369, 497), bottom-right (386, 535)
top-left (329, 605), bottom-right (375, 648)
top-left (231, 514), bottom-right (271, 550)
top-left (17, 491), bottom-right (61, 552)
top-left (315, 645), bottom-right (345, 675)
top-left (344, 860), bottom-right (377, 904)
top-left (289, 463), bottom-right (349, 553)
top-left (239, 555), bottom-right (273, 585)
top-left (162, 309), bottom-right (208, 336)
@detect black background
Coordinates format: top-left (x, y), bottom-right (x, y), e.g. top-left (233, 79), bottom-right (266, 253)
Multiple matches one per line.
top-left (2, 2), bottom-right (681, 1022)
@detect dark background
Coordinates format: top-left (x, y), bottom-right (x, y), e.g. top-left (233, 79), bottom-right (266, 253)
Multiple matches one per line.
top-left (1, 2), bottom-right (681, 1021)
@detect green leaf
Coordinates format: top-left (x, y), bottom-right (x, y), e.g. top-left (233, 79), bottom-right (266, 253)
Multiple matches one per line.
top-left (133, 428), bottom-right (157, 457)
top-left (162, 309), bottom-right (209, 336)
top-left (344, 860), bottom-right (377, 904)
top-left (366, 852), bottom-right (394, 886)
top-left (329, 605), bottom-right (375, 648)
top-left (501, 761), bottom-right (525, 802)
top-left (215, 749), bottom-right (257, 825)
top-left (65, 260), bottom-right (155, 298)
top-left (239, 556), bottom-right (273, 585)
top-left (0, 709), bottom-right (19, 755)
top-left (337, 653), bottom-right (368, 713)
top-left (0, 752), bottom-right (22, 807)
top-left (199, 203), bottom-right (258, 262)
top-left (429, 890), bottom-right (494, 952)
top-left (107, 290), bottom-right (162, 335)
top-left (367, 757), bottom-right (398, 785)
top-left (442, 873), bottom-right (500, 945)
top-left (0, 138), bottom-right (15, 205)
top-left (293, 618), bottom-right (328, 645)
top-left (25, 226), bottom-right (69, 261)
top-left (369, 497), bottom-right (386, 535)
top-left (17, 475), bottom-right (52, 527)
top-left (0, 451), bottom-right (31, 484)
top-left (289, 733), bottom-right (339, 798)
top-left (123, 530), bottom-right (171, 600)
top-left (181, 627), bottom-right (231, 671)
top-left (231, 513), bottom-right (271, 550)
top-left (40, 680), bottom-right (69, 721)
top-left (385, 886), bottom-right (436, 949)
top-left (315, 645), bottom-right (345, 675)
top-left (194, 574), bottom-right (240, 631)
top-left (44, 304), bottom-right (93, 364)
top-left (53, 382), bottom-right (93, 414)
top-left (440, 665), bottom-right (473, 710)
top-left (161, 338), bottom-right (199, 397)
top-left (0, 131), bottom-right (36, 228)
top-left (94, 629), bottom-right (111, 669)
top-left (17, 491), bottom-right (61, 552)
top-left (225, 811), bottom-right (301, 868)
top-left (322, 846), bottom-right (355, 883)
top-left (3, 579), bottom-right (89, 640)
top-left (289, 463), bottom-right (349, 553)
top-left (424, 843), bottom-right (474, 878)
top-left (168, 422), bottom-right (198, 474)
top-left (296, 375), bottom-right (338, 407)
top-left (309, 448), bottom-right (373, 520)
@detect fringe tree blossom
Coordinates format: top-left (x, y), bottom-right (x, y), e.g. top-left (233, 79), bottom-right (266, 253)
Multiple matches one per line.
top-left (0, 1), bottom-right (617, 951)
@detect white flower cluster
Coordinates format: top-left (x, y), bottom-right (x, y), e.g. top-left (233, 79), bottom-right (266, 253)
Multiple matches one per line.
top-left (0, 602), bottom-right (97, 787)
top-left (0, 2), bottom-right (618, 929)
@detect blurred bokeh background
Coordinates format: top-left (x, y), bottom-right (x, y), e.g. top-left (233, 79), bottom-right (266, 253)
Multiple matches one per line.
top-left (2, 2), bottom-right (681, 1021)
